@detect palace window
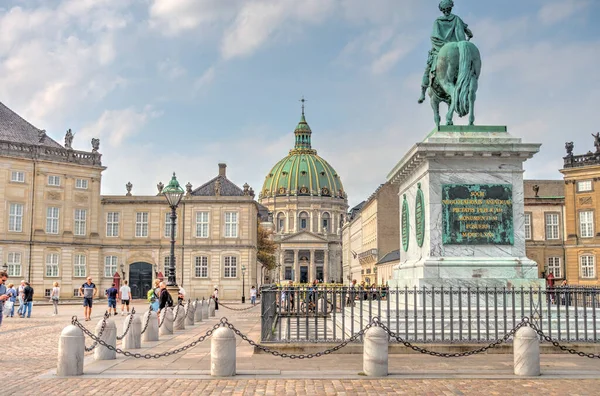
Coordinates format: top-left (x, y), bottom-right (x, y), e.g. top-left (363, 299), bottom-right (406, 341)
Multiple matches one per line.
top-left (104, 256), bottom-right (118, 277)
top-left (299, 211), bottom-right (309, 230)
top-left (164, 212), bottom-right (177, 238)
top-left (74, 209), bottom-right (87, 236)
top-left (164, 256), bottom-right (176, 276)
top-left (580, 211), bottom-right (594, 238)
top-left (9, 203), bottom-right (23, 232)
top-left (580, 255), bottom-right (596, 279)
top-left (7, 252), bottom-right (21, 277)
top-left (322, 212), bottom-right (330, 233)
top-left (46, 253), bottom-right (59, 277)
top-left (224, 212), bottom-right (238, 238)
top-left (577, 180), bottom-right (593, 192)
top-left (524, 213), bottom-right (532, 240)
top-left (46, 207), bottom-right (60, 234)
top-left (194, 256), bottom-right (208, 278)
top-left (224, 256), bottom-right (237, 278)
top-left (284, 266), bottom-right (292, 280)
top-left (75, 179), bottom-right (88, 189)
top-left (135, 212), bottom-right (149, 237)
top-left (196, 211), bottom-right (209, 238)
top-left (10, 171), bottom-right (24, 183)
top-left (277, 212), bottom-right (285, 233)
top-left (544, 213), bottom-right (559, 240)
top-left (48, 175), bottom-right (61, 186)
top-left (547, 257), bottom-right (561, 278)
top-left (74, 254), bottom-right (86, 278)
top-left (106, 212), bottom-right (119, 237)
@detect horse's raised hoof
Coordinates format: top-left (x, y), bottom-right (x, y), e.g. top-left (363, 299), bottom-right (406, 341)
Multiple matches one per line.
top-left (418, 98), bottom-right (425, 104)
top-left (446, 121), bottom-right (453, 126)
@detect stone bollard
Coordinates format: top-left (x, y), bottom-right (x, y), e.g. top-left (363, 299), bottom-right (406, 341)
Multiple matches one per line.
top-left (159, 307), bottom-right (174, 336)
top-left (186, 302), bottom-right (195, 326)
top-left (209, 298), bottom-right (216, 317)
top-left (57, 325), bottom-right (85, 376)
top-left (514, 326), bottom-right (540, 376)
top-left (174, 304), bottom-right (186, 331)
top-left (142, 311), bottom-right (159, 342)
top-left (211, 326), bottom-right (236, 377)
top-left (123, 313), bottom-right (142, 350)
top-left (94, 318), bottom-right (117, 360)
top-left (194, 300), bottom-right (203, 322)
top-left (202, 299), bottom-right (209, 320)
top-left (363, 326), bottom-right (388, 377)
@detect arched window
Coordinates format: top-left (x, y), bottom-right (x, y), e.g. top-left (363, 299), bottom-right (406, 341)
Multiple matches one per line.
top-left (277, 212), bottom-right (286, 233)
top-left (322, 212), bottom-right (330, 233)
top-left (299, 211), bottom-right (309, 230)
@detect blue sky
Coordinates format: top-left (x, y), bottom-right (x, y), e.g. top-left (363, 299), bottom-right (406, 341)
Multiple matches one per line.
top-left (1, 0), bottom-right (599, 207)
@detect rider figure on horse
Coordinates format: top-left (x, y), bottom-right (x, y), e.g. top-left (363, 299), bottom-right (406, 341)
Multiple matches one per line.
top-left (418, 0), bottom-right (473, 104)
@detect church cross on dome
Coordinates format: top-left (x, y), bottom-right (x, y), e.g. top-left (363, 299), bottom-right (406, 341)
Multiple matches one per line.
top-left (299, 96), bottom-right (307, 116)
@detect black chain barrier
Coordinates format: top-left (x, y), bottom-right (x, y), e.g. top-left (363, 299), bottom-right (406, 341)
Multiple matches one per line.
top-left (218, 302), bottom-right (259, 312)
top-left (83, 311), bottom-right (110, 352)
top-left (527, 321), bottom-right (600, 359)
top-left (140, 309), bottom-right (152, 335)
top-left (116, 307), bottom-right (136, 341)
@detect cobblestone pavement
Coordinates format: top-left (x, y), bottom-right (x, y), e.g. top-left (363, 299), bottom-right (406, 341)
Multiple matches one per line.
top-left (2, 301), bottom-right (600, 395)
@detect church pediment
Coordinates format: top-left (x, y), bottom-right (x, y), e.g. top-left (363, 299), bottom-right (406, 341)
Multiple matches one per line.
top-left (280, 231), bottom-right (328, 243)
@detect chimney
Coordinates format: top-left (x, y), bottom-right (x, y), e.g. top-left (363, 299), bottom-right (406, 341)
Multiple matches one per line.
top-left (218, 163), bottom-right (227, 178)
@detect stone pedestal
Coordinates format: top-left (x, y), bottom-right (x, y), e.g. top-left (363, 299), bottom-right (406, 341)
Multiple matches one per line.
top-left (387, 126), bottom-right (544, 295)
top-left (159, 307), bottom-right (174, 336)
top-left (211, 327), bottom-right (236, 377)
top-left (194, 300), bottom-right (203, 322)
top-left (57, 325), bottom-right (84, 376)
top-left (202, 300), bottom-right (209, 320)
top-left (363, 326), bottom-right (388, 377)
top-left (94, 318), bottom-right (116, 360)
top-left (514, 326), bottom-right (540, 376)
top-left (209, 298), bottom-right (216, 317)
top-left (186, 302), bottom-right (195, 326)
top-left (122, 314), bottom-right (142, 350)
top-left (174, 305), bottom-right (186, 331)
top-left (142, 311), bottom-right (159, 342)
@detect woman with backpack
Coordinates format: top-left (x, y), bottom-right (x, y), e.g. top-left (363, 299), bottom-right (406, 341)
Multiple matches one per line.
top-left (148, 279), bottom-right (161, 311)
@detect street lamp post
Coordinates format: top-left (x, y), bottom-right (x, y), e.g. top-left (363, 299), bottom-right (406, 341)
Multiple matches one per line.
top-left (162, 172), bottom-right (185, 288)
top-left (241, 265), bottom-right (246, 303)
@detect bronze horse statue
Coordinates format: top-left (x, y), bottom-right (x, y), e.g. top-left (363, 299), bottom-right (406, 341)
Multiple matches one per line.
top-left (428, 40), bottom-right (481, 127)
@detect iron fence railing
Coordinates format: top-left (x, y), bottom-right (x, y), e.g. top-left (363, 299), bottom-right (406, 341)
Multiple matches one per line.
top-left (260, 285), bottom-right (600, 343)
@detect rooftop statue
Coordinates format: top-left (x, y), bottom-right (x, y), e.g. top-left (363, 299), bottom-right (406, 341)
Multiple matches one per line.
top-left (418, 0), bottom-right (481, 127)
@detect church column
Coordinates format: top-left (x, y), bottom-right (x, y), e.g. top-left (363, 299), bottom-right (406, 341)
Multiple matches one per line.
top-left (308, 250), bottom-right (314, 283)
top-left (286, 211), bottom-right (291, 233)
top-left (279, 250), bottom-right (285, 281)
top-left (293, 249), bottom-right (299, 283)
top-left (310, 212), bottom-right (314, 233)
top-left (323, 249), bottom-right (329, 283)
top-left (317, 212), bottom-right (322, 233)
top-left (293, 210), bottom-right (298, 233)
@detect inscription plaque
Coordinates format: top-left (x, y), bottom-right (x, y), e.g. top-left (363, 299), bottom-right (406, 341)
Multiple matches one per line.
top-left (401, 194), bottom-right (409, 252)
top-left (442, 184), bottom-right (513, 245)
top-left (415, 184), bottom-right (425, 247)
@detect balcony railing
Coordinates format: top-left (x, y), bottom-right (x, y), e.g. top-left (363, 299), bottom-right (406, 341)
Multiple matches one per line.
top-left (0, 140), bottom-right (102, 166)
top-left (564, 152), bottom-right (600, 168)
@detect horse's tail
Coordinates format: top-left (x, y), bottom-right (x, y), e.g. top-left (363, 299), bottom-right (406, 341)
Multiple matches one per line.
top-left (452, 41), bottom-right (478, 117)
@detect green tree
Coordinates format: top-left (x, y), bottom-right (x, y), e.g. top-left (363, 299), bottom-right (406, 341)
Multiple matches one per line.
top-left (257, 223), bottom-right (276, 271)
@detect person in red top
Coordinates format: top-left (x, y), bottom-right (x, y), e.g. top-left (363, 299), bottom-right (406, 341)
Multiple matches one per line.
top-left (546, 272), bottom-right (555, 303)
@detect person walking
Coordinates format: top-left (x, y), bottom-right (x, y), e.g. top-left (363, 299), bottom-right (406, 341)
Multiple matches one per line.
top-left (79, 277), bottom-right (97, 321)
top-left (105, 283), bottom-right (119, 316)
top-left (157, 281), bottom-right (173, 317)
top-left (5, 283), bottom-right (17, 318)
top-left (250, 286), bottom-right (257, 306)
top-left (0, 271), bottom-right (8, 327)
top-left (16, 280), bottom-right (25, 317)
top-left (119, 280), bottom-right (131, 316)
top-left (50, 281), bottom-right (60, 316)
top-left (21, 282), bottom-right (34, 318)
top-left (213, 288), bottom-right (219, 311)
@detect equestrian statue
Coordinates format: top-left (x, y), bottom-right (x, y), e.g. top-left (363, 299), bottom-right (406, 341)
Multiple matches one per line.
top-left (418, 0), bottom-right (481, 127)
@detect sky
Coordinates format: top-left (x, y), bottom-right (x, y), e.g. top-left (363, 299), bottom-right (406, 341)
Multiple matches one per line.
top-left (1, 0), bottom-right (599, 208)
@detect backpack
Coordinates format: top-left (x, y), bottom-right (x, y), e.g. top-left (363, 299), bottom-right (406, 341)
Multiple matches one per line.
top-left (166, 291), bottom-right (173, 307)
top-left (147, 289), bottom-right (156, 303)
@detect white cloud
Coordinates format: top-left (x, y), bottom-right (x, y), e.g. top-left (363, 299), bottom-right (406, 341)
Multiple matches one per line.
top-left (148, 0), bottom-right (238, 36)
top-left (78, 106), bottom-right (162, 148)
top-left (158, 58), bottom-right (187, 80)
top-left (370, 36), bottom-right (418, 74)
top-left (539, 0), bottom-right (590, 25)
top-left (193, 66), bottom-right (216, 91)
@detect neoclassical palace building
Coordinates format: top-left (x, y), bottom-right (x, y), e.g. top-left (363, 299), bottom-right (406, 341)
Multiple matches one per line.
top-left (0, 102), bottom-right (259, 300)
top-left (258, 106), bottom-right (348, 283)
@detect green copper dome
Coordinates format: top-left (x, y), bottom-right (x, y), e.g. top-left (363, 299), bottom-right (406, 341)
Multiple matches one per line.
top-left (261, 112), bottom-right (345, 199)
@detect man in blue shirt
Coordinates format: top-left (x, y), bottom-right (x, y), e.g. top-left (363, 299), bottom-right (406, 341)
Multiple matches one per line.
top-left (79, 277), bottom-right (97, 321)
top-left (105, 283), bottom-right (119, 316)
top-left (0, 271), bottom-right (9, 327)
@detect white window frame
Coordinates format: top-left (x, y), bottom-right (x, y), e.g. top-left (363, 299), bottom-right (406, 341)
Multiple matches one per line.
top-left (104, 256), bottom-right (118, 278)
top-left (106, 212), bottom-right (120, 237)
top-left (224, 256), bottom-right (237, 278)
top-left (547, 257), bottom-right (562, 279)
top-left (580, 255), bottom-right (596, 279)
top-left (545, 213), bottom-right (559, 240)
top-left (224, 212), bottom-right (238, 238)
top-left (195, 256), bottom-right (208, 278)
top-left (135, 212), bottom-right (149, 237)
top-left (74, 209), bottom-right (87, 236)
top-left (580, 210), bottom-right (595, 238)
top-left (48, 175), bottom-right (61, 186)
top-left (46, 253), bottom-right (59, 277)
top-left (75, 178), bottom-right (88, 189)
top-left (74, 254), bottom-right (86, 278)
top-left (46, 207), bottom-right (60, 234)
top-left (7, 252), bottom-right (21, 277)
top-left (195, 211), bottom-right (209, 238)
top-left (9, 203), bottom-right (24, 232)
top-left (163, 256), bottom-right (176, 276)
top-left (322, 212), bottom-right (331, 233)
top-left (10, 171), bottom-right (25, 183)
top-left (164, 212), bottom-right (177, 238)
top-left (524, 213), bottom-right (532, 240)
top-left (577, 180), bottom-right (593, 192)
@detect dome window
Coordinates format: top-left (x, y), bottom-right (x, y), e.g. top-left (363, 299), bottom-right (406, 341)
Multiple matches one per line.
top-left (279, 187), bottom-right (286, 194)
top-left (300, 171), bottom-right (307, 176)
top-left (300, 186), bottom-right (309, 194)
top-left (282, 171), bottom-right (288, 176)
top-left (321, 187), bottom-right (330, 196)
top-left (320, 171), bottom-right (326, 176)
